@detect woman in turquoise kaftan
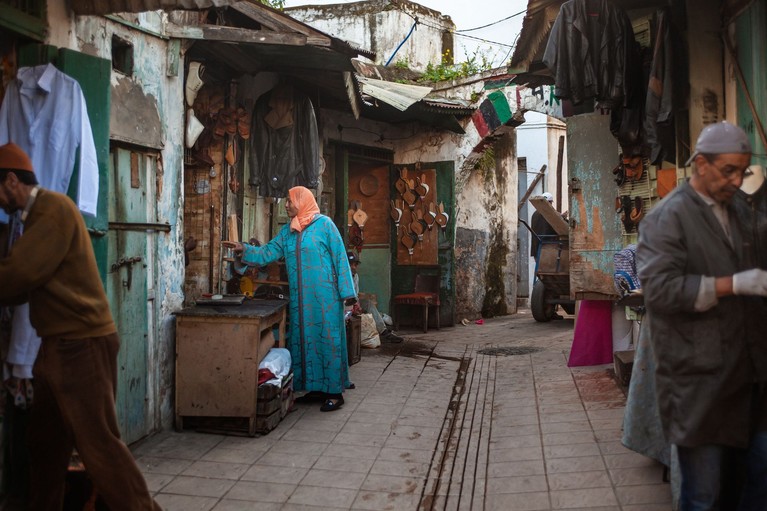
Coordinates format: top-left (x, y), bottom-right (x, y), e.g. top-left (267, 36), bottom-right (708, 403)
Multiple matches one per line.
top-left (225, 187), bottom-right (356, 411)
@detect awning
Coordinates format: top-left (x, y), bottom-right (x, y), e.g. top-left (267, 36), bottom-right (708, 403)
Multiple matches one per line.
top-left (356, 77), bottom-right (432, 112)
top-left (71, 0), bottom-right (236, 15)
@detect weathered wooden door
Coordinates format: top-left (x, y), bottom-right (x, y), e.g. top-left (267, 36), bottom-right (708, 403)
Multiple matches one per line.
top-left (107, 147), bottom-right (157, 443)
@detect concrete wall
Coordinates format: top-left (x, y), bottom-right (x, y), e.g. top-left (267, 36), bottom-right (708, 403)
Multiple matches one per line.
top-left (286, 0), bottom-right (453, 71)
top-left (70, 12), bottom-right (184, 432)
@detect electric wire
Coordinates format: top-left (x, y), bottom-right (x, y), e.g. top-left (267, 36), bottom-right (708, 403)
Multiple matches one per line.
top-left (394, 7), bottom-right (515, 49)
top-left (455, 9), bottom-right (527, 32)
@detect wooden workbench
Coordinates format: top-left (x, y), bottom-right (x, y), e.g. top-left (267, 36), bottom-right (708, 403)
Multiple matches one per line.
top-left (174, 299), bottom-right (287, 436)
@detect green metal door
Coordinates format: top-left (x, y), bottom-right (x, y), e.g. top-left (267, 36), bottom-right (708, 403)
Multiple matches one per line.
top-left (107, 147), bottom-right (156, 444)
top-left (390, 160), bottom-right (456, 326)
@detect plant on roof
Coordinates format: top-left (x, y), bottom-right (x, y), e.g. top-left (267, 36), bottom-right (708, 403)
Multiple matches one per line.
top-left (394, 58), bottom-right (411, 70)
top-left (259, 0), bottom-right (285, 9)
top-left (419, 47), bottom-right (492, 83)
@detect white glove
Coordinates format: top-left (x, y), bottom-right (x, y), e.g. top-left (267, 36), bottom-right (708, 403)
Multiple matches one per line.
top-left (732, 269), bottom-right (767, 296)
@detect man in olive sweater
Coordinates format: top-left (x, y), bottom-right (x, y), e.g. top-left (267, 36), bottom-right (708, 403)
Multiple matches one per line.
top-left (0, 143), bottom-right (160, 511)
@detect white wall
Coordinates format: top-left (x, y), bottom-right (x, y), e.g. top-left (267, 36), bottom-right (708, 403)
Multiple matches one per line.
top-left (286, 1), bottom-right (453, 71)
top-left (516, 111), bottom-right (567, 298)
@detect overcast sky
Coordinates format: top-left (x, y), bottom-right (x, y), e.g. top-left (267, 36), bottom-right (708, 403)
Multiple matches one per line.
top-left (283, 0), bottom-right (529, 68)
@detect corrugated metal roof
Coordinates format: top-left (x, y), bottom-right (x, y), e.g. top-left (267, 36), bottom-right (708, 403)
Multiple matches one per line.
top-left (422, 96), bottom-right (474, 114)
top-left (71, 0), bottom-right (236, 15)
top-left (356, 76), bottom-right (432, 112)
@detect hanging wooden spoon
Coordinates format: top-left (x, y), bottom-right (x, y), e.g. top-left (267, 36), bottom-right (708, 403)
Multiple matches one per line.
top-left (422, 206), bottom-right (435, 231)
top-left (390, 199), bottom-right (403, 228)
top-left (353, 204), bottom-right (368, 240)
top-left (395, 167), bottom-right (409, 195)
top-left (410, 211), bottom-right (425, 241)
top-left (435, 202), bottom-right (449, 232)
top-left (400, 226), bottom-right (416, 256)
top-left (415, 175), bottom-right (429, 202)
top-left (403, 181), bottom-right (417, 210)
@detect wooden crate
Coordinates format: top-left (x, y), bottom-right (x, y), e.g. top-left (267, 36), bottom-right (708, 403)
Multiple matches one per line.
top-left (346, 316), bottom-right (361, 366)
top-left (255, 372), bottom-right (294, 434)
top-left (614, 350), bottom-right (635, 387)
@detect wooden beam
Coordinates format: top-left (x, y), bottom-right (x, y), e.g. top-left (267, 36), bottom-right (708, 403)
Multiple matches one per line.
top-left (231, 1), bottom-right (331, 46)
top-left (166, 23), bottom-right (308, 46)
top-left (517, 164), bottom-right (546, 212)
top-left (344, 71), bottom-right (361, 120)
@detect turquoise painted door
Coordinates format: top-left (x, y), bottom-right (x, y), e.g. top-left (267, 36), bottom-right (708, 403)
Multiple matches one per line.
top-left (107, 147), bottom-right (156, 444)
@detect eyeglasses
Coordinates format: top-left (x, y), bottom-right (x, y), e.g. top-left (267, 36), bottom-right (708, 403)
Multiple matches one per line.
top-left (707, 160), bottom-right (749, 180)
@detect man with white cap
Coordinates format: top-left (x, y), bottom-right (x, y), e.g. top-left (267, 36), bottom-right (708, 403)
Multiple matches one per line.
top-left (0, 143), bottom-right (160, 510)
top-left (637, 122), bottom-right (767, 509)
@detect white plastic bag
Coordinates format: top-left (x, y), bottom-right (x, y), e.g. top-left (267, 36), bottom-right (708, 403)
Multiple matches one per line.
top-left (259, 347), bottom-right (292, 381)
top-left (360, 313), bottom-right (380, 349)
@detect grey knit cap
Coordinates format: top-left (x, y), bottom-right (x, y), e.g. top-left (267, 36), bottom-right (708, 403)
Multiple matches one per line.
top-left (686, 121), bottom-right (752, 166)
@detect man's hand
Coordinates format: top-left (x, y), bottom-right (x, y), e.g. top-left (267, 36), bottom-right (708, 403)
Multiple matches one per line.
top-left (732, 269), bottom-right (767, 296)
top-left (222, 241), bottom-right (244, 253)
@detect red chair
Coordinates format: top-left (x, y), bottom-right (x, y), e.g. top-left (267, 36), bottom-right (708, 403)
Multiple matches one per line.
top-left (393, 274), bottom-right (440, 333)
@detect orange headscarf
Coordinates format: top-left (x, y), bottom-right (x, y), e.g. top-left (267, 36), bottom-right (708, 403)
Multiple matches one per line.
top-left (288, 186), bottom-right (320, 232)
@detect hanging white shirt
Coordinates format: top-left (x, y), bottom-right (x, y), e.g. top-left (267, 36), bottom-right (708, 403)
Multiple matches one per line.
top-left (0, 63), bottom-right (99, 219)
top-left (0, 64), bottom-right (100, 377)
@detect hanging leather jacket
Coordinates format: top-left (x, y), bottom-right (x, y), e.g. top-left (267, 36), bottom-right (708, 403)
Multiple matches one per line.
top-left (543, 0), bottom-right (639, 109)
top-left (248, 84), bottom-right (320, 198)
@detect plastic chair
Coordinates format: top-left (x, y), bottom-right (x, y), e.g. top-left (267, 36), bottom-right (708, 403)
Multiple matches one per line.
top-left (393, 274), bottom-right (440, 333)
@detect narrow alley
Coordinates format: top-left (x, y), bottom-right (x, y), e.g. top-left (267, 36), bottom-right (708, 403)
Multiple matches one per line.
top-left (134, 312), bottom-right (671, 511)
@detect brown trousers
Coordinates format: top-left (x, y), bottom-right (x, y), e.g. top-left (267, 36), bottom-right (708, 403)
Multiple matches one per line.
top-left (27, 333), bottom-right (161, 511)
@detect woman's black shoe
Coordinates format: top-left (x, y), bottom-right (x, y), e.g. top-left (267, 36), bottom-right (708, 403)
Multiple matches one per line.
top-left (320, 396), bottom-right (344, 412)
top-left (295, 391), bottom-right (326, 404)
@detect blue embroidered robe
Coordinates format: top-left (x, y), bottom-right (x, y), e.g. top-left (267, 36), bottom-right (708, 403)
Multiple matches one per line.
top-left (240, 215), bottom-right (355, 393)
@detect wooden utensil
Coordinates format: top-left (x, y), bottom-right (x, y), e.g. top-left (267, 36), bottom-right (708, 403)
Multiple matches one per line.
top-left (403, 181), bottom-right (417, 210)
top-left (415, 175), bottom-right (429, 202)
top-left (353, 205), bottom-right (368, 239)
top-left (410, 211), bottom-right (425, 241)
top-left (395, 167), bottom-right (409, 195)
top-left (390, 200), bottom-right (403, 228)
top-left (400, 226), bottom-right (416, 256)
top-left (421, 207), bottom-right (435, 230)
top-left (435, 202), bottom-right (449, 232)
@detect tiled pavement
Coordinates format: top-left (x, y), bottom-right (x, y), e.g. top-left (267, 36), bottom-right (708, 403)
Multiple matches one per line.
top-left (133, 310), bottom-right (672, 510)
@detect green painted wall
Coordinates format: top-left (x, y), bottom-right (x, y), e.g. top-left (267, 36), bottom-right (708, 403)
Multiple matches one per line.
top-left (390, 161), bottom-right (456, 327)
top-left (736, 0), bottom-right (767, 166)
top-left (356, 247), bottom-right (391, 314)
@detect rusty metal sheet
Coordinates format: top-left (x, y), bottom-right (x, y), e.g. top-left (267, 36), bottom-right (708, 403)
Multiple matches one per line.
top-left (567, 113), bottom-right (622, 299)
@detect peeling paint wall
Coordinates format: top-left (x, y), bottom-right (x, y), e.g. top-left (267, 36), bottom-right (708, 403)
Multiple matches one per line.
top-left (286, 0), bottom-right (453, 71)
top-left (74, 14), bottom-right (185, 432)
top-left (454, 133), bottom-right (518, 319)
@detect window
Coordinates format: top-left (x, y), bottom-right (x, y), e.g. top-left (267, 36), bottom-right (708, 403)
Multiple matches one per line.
top-left (111, 35), bottom-right (133, 76)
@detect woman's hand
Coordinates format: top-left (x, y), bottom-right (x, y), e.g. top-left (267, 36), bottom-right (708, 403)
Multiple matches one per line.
top-left (222, 241), bottom-right (244, 253)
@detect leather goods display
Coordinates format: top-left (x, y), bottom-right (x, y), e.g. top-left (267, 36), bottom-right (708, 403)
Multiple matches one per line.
top-left (390, 200), bottom-right (403, 229)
